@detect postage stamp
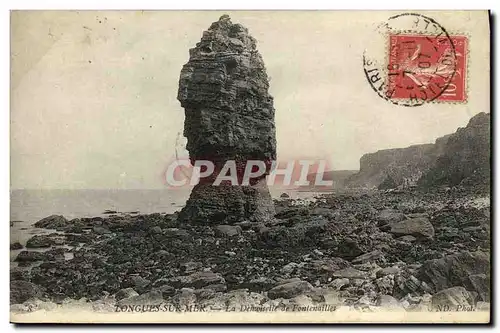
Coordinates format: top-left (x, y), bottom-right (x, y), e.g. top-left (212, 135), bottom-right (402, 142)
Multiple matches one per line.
top-left (363, 13), bottom-right (468, 107)
top-left (387, 34), bottom-right (468, 103)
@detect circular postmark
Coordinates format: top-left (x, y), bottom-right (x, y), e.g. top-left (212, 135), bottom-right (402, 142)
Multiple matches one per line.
top-left (363, 13), bottom-right (458, 107)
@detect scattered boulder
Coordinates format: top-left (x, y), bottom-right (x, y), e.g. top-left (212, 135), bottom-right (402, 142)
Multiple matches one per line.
top-left (330, 278), bottom-right (349, 290)
top-left (467, 274), bottom-right (490, 302)
top-left (26, 235), bottom-right (53, 248)
top-left (10, 242), bottom-right (23, 250)
top-left (376, 295), bottom-right (404, 310)
top-left (280, 262), bottom-right (299, 274)
top-left (234, 221), bottom-right (256, 231)
top-left (398, 235), bottom-right (417, 242)
top-left (167, 271), bottom-right (226, 289)
top-left (65, 233), bottom-right (93, 244)
top-left (310, 207), bottom-right (335, 218)
top-left (352, 250), bottom-right (385, 264)
top-left (267, 280), bottom-right (314, 299)
top-left (332, 267), bottom-right (366, 279)
top-left (309, 258), bottom-right (350, 273)
top-left (180, 261), bottom-right (203, 274)
top-left (33, 215), bottom-right (68, 229)
top-left (398, 275), bottom-right (422, 294)
top-left (188, 272), bottom-right (226, 289)
top-left (127, 276), bottom-right (151, 293)
top-left (336, 237), bottom-right (367, 259)
top-left (418, 251), bottom-right (490, 295)
top-left (164, 228), bottom-right (191, 239)
top-left (376, 266), bottom-right (401, 278)
top-left (274, 277), bottom-right (301, 286)
top-left (389, 217), bottom-right (435, 239)
top-left (26, 234), bottom-right (67, 248)
top-left (10, 280), bottom-right (43, 304)
top-left (274, 207), bottom-right (310, 219)
top-left (240, 277), bottom-right (276, 292)
top-left (375, 276), bottom-right (395, 295)
top-left (313, 249), bottom-right (324, 256)
top-left (155, 285), bottom-right (175, 297)
top-left (378, 209), bottom-right (405, 225)
top-left (115, 288), bottom-right (139, 301)
top-left (45, 248), bottom-right (66, 261)
top-left (151, 226), bottom-right (162, 234)
top-left (10, 267), bottom-right (30, 281)
top-left (215, 225), bottom-right (242, 237)
top-left (15, 251), bottom-right (45, 262)
top-left (431, 287), bottom-right (475, 310)
top-left (203, 284), bottom-right (227, 293)
top-left (261, 217), bottom-right (328, 247)
top-left (93, 226), bottom-right (111, 235)
top-left (171, 288), bottom-right (196, 307)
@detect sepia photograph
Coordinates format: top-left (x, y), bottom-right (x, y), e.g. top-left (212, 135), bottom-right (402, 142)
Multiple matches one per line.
top-left (9, 9), bottom-right (491, 324)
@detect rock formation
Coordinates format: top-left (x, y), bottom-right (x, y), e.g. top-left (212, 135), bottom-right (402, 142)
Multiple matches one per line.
top-left (345, 112), bottom-right (490, 190)
top-left (347, 141), bottom-right (449, 189)
top-left (177, 15), bottom-right (276, 224)
top-left (419, 112), bottom-right (491, 189)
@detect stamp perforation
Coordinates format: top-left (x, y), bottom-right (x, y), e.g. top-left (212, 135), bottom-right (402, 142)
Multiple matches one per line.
top-left (426, 31), bottom-right (471, 105)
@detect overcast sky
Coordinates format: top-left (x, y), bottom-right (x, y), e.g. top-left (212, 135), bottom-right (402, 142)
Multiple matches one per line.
top-left (10, 11), bottom-right (489, 189)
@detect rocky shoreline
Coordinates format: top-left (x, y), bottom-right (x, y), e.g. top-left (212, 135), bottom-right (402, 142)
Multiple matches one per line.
top-left (10, 186), bottom-right (490, 315)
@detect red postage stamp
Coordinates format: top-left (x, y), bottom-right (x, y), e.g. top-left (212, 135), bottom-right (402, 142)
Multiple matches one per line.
top-left (386, 34), bottom-right (468, 103)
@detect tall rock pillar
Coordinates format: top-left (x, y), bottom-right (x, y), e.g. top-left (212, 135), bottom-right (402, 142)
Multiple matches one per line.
top-left (177, 15), bottom-right (277, 224)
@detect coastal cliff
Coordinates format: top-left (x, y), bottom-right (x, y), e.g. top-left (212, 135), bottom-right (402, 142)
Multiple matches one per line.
top-left (419, 112), bottom-right (490, 189)
top-left (346, 112), bottom-right (490, 190)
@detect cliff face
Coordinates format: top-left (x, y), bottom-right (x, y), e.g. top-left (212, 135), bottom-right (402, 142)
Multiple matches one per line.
top-left (177, 15), bottom-right (276, 224)
top-left (347, 143), bottom-right (447, 189)
top-left (346, 113), bottom-right (490, 190)
top-left (419, 112), bottom-right (491, 188)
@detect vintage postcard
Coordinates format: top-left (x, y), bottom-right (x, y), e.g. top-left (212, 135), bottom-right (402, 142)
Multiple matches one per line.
top-left (10, 10), bottom-right (491, 323)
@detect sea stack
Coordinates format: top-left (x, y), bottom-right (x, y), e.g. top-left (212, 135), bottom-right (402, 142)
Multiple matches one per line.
top-left (177, 15), bottom-right (277, 224)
